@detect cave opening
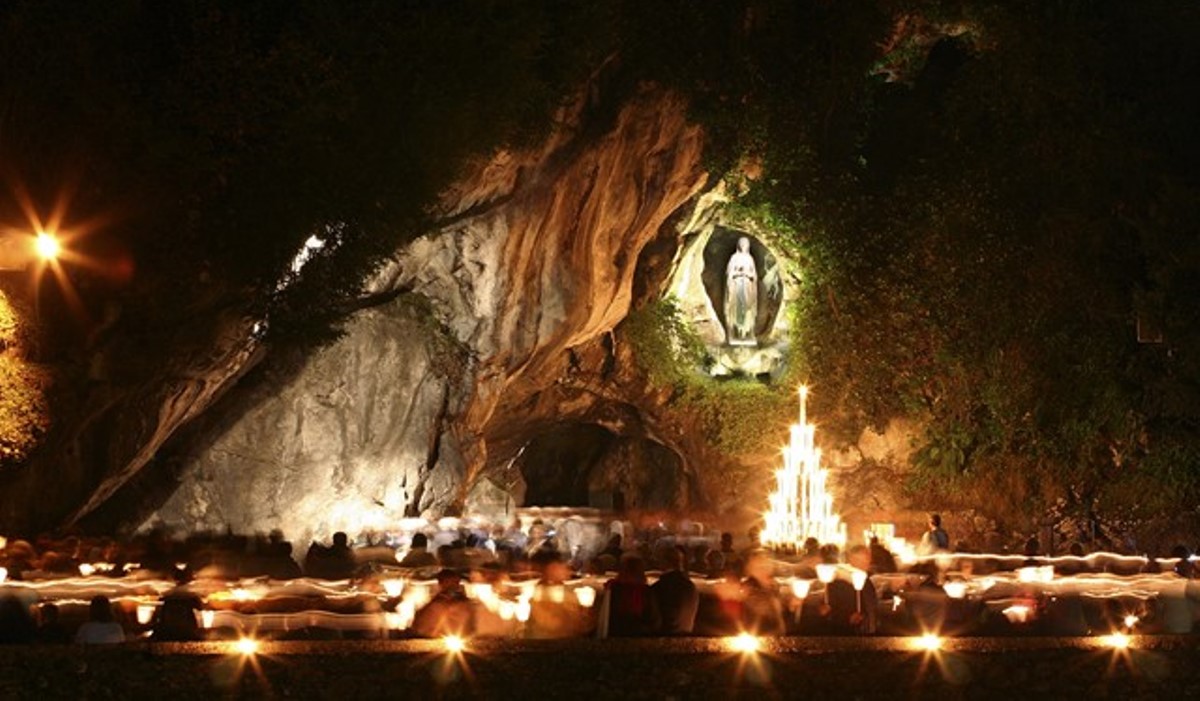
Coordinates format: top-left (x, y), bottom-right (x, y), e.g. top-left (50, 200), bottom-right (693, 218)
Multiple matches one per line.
top-left (515, 422), bottom-right (690, 512)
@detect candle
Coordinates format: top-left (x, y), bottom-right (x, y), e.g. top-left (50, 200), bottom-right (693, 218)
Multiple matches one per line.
top-left (136, 604), bottom-right (156, 625)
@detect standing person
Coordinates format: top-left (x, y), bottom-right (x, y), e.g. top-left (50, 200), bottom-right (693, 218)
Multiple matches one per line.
top-left (919, 514), bottom-right (950, 555)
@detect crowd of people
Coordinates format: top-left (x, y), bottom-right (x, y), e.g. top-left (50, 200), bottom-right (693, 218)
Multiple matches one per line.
top-left (1, 513), bottom-right (1199, 645)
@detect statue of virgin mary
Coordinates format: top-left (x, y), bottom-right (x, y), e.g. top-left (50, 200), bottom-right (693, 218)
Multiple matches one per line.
top-left (724, 237), bottom-right (758, 346)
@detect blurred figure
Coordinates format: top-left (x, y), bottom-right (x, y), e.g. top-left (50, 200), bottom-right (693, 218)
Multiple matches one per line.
top-left (600, 534), bottom-right (624, 561)
top-left (0, 596), bottom-right (36, 644)
top-left (604, 557), bottom-right (660, 637)
top-left (1171, 545), bottom-right (1193, 579)
top-left (75, 596), bottom-right (125, 644)
top-left (400, 533), bottom-right (437, 568)
top-left (795, 537), bottom-right (822, 578)
top-left (528, 557), bottom-right (589, 638)
top-left (822, 577), bottom-right (878, 635)
top-left (651, 546), bottom-right (698, 635)
top-left (741, 551), bottom-right (786, 635)
top-left (695, 568), bottom-right (743, 636)
top-left (152, 569), bottom-right (204, 642)
top-left (35, 603), bottom-right (70, 644)
top-left (919, 514), bottom-right (950, 555)
top-left (412, 569), bottom-right (472, 638)
top-left (868, 537), bottom-right (897, 574)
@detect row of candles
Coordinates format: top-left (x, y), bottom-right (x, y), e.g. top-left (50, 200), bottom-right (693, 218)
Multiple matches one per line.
top-left (9, 564), bottom-right (1151, 647)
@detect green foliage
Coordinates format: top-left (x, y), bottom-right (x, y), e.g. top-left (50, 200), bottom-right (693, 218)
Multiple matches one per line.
top-left (0, 290), bottom-right (50, 467)
top-left (693, 0), bottom-right (1200, 537)
top-left (399, 293), bottom-right (471, 382)
top-left (624, 296), bottom-right (795, 456)
top-left (622, 296), bottom-right (706, 388)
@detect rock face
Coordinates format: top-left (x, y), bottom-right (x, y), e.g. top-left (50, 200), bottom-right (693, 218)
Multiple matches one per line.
top-left (150, 300), bottom-right (462, 542)
top-left (0, 296), bottom-right (263, 535)
top-left (144, 84), bottom-right (709, 543)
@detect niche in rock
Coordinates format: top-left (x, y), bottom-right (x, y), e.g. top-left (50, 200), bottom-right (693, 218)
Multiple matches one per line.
top-left (516, 423), bottom-right (690, 511)
top-left (701, 227), bottom-right (784, 343)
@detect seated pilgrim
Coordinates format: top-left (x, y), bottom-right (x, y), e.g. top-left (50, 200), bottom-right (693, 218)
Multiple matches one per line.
top-left (603, 556), bottom-right (660, 637)
top-left (651, 546), bottom-right (699, 635)
top-left (400, 533), bottom-right (438, 569)
top-left (528, 557), bottom-right (590, 639)
top-left (740, 551), bottom-right (786, 636)
top-left (75, 596), bottom-right (126, 645)
top-left (819, 577), bottom-right (878, 635)
top-left (694, 569), bottom-right (743, 636)
top-left (303, 532), bottom-right (357, 579)
top-left (411, 569), bottom-right (473, 638)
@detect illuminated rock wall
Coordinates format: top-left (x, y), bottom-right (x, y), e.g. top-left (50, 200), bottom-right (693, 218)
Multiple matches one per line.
top-left (144, 85), bottom-right (708, 543)
top-left (147, 301), bottom-right (462, 543)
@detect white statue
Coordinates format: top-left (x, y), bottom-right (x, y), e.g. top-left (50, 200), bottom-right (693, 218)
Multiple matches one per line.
top-left (725, 236), bottom-right (758, 346)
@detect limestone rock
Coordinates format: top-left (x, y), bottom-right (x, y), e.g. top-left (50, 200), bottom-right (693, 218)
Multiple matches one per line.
top-left (142, 84), bottom-right (708, 542)
top-left (147, 300), bottom-right (456, 546)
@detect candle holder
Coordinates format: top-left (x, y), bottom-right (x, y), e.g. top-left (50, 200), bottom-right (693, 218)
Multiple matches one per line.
top-left (816, 563), bottom-right (838, 604)
top-left (851, 569), bottom-right (868, 613)
top-left (791, 579), bottom-right (811, 626)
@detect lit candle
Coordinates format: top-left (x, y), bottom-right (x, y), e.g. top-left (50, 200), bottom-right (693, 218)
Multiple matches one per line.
top-left (574, 586), bottom-right (597, 608)
top-left (792, 579), bottom-right (811, 625)
top-left (136, 604), bottom-right (156, 626)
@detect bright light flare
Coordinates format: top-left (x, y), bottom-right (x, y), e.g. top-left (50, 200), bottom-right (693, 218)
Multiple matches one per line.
top-left (381, 578), bottom-right (404, 598)
top-left (442, 635), bottom-right (467, 654)
top-left (0, 567), bottom-right (7, 584)
top-left (1101, 633), bottom-right (1130, 650)
top-left (911, 633), bottom-right (943, 652)
top-left (34, 232), bottom-right (60, 260)
top-left (728, 632), bottom-right (761, 654)
top-left (1122, 614), bottom-right (1138, 629)
top-left (234, 638), bottom-right (260, 656)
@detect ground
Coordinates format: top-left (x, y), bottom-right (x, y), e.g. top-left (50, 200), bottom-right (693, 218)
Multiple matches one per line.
top-left (1, 636), bottom-right (1197, 700)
